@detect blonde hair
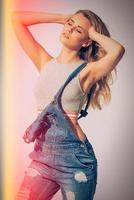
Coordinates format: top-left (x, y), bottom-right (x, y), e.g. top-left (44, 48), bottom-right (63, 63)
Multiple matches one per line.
top-left (75, 9), bottom-right (117, 110)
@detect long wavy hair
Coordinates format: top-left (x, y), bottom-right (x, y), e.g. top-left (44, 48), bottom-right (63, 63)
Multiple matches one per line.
top-left (74, 9), bottom-right (117, 110)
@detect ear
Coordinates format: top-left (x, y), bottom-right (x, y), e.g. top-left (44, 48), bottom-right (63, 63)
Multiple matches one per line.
top-left (82, 39), bottom-right (92, 48)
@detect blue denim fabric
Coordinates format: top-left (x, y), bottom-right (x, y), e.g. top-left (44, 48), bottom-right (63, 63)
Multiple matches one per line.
top-left (16, 62), bottom-right (98, 200)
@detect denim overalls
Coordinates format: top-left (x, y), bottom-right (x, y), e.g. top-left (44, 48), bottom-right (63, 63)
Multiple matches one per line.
top-left (16, 62), bottom-right (98, 200)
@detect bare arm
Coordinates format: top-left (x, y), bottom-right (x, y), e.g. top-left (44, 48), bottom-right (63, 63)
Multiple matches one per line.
top-left (11, 11), bottom-right (72, 72)
top-left (86, 26), bottom-right (125, 82)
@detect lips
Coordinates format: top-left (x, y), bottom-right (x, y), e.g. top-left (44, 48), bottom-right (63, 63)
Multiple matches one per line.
top-left (63, 33), bottom-right (69, 39)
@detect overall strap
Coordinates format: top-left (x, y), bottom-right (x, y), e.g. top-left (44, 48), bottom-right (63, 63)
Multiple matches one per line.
top-left (65, 62), bottom-right (97, 120)
top-left (54, 62), bottom-right (87, 100)
top-left (55, 61), bottom-right (96, 120)
top-left (77, 83), bottom-right (97, 120)
top-left (63, 62), bottom-right (88, 89)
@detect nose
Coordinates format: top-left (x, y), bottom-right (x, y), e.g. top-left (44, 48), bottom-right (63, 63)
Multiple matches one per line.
top-left (67, 26), bottom-right (76, 34)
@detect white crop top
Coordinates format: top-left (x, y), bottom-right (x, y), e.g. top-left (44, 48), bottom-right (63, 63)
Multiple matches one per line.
top-left (34, 58), bottom-right (88, 115)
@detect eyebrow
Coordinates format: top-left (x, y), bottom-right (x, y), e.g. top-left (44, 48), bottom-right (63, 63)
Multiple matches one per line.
top-left (67, 18), bottom-right (85, 32)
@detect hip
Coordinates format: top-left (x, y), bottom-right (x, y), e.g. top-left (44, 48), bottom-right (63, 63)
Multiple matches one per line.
top-left (29, 137), bottom-right (97, 178)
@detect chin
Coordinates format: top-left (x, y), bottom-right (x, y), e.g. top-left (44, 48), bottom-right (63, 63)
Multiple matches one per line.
top-left (60, 32), bottom-right (69, 40)
top-left (59, 34), bottom-right (79, 50)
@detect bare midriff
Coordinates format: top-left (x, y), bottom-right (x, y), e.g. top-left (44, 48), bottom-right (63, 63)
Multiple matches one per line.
top-left (37, 109), bottom-right (87, 142)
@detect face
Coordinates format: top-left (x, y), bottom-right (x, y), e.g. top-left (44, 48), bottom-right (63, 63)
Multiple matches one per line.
top-left (59, 13), bottom-right (92, 50)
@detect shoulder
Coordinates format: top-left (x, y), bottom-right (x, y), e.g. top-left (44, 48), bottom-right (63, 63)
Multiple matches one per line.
top-left (39, 55), bottom-right (54, 72)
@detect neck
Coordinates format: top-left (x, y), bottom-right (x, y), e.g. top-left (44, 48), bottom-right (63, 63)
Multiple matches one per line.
top-left (56, 46), bottom-right (82, 64)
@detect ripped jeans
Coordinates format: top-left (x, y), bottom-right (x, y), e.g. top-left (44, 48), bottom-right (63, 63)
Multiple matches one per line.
top-left (15, 136), bottom-right (97, 200)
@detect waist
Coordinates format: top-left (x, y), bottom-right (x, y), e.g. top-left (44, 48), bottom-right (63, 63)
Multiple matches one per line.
top-left (37, 108), bottom-right (79, 118)
top-left (38, 137), bottom-right (91, 153)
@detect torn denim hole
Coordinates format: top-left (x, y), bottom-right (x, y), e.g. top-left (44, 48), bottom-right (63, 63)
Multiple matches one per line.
top-left (61, 188), bottom-right (75, 200)
top-left (74, 171), bottom-right (88, 183)
top-left (65, 190), bottom-right (75, 200)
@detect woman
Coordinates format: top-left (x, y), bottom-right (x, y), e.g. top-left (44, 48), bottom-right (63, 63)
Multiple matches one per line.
top-left (12, 9), bottom-right (125, 200)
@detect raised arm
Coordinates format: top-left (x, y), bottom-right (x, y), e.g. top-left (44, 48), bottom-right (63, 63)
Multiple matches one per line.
top-left (11, 11), bottom-right (72, 72)
top-left (86, 26), bottom-right (125, 83)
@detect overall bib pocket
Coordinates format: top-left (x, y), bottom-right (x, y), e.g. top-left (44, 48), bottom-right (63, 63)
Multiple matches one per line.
top-left (72, 145), bottom-right (96, 169)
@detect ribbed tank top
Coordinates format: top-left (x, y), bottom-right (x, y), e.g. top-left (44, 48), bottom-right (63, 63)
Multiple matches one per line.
top-left (33, 58), bottom-right (88, 115)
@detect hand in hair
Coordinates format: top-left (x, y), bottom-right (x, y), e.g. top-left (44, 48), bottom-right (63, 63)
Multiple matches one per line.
top-left (61, 14), bottom-right (73, 25)
top-left (88, 25), bottom-right (97, 39)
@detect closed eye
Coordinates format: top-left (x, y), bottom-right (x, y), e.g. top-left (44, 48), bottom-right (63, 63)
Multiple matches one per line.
top-left (77, 29), bottom-right (82, 33)
top-left (67, 22), bottom-right (72, 25)
top-left (66, 21), bottom-right (83, 33)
